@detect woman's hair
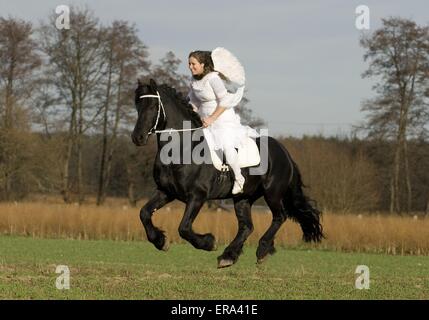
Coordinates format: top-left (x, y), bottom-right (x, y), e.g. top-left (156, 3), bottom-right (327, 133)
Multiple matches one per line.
top-left (188, 50), bottom-right (228, 81)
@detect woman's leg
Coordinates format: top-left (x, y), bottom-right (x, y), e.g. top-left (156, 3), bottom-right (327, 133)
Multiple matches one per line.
top-left (224, 146), bottom-right (245, 193)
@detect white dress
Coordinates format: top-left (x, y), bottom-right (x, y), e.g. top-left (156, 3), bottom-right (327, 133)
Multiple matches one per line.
top-left (188, 72), bottom-right (259, 151)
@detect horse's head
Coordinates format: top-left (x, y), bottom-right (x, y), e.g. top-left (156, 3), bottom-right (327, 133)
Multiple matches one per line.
top-left (131, 79), bottom-right (162, 146)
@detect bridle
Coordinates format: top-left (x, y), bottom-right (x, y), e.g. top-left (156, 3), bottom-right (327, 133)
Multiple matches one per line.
top-left (139, 92), bottom-right (166, 135)
top-left (139, 91), bottom-right (204, 135)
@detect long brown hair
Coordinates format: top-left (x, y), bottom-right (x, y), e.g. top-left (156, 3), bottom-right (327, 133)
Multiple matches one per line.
top-left (188, 50), bottom-right (228, 81)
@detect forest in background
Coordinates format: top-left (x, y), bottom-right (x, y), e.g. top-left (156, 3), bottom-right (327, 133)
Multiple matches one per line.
top-left (0, 8), bottom-right (428, 215)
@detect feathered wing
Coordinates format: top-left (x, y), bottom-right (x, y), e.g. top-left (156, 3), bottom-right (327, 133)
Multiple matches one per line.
top-left (220, 86), bottom-right (245, 108)
top-left (211, 47), bottom-right (245, 87)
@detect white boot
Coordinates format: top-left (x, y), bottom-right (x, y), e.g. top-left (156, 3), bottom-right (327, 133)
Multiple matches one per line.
top-left (232, 175), bottom-right (245, 194)
top-left (224, 147), bottom-right (245, 194)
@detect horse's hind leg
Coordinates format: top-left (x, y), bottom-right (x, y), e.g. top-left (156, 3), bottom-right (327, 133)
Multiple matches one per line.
top-left (256, 194), bottom-right (287, 263)
top-left (178, 196), bottom-right (216, 251)
top-left (218, 198), bottom-right (254, 268)
top-left (140, 189), bottom-right (173, 251)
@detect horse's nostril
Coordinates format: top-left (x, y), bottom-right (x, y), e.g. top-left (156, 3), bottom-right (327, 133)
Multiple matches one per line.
top-left (139, 135), bottom-right (144, 141)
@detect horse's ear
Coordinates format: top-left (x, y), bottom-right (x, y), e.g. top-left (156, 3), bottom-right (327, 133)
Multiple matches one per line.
top-left (149, 79), bottom-right (158, 92)
top-left (137, 78), bottom-right (143, 86)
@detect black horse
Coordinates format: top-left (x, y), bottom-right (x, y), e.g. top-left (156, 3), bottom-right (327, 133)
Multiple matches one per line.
top-left (131, 79), bottom-right (323, 268)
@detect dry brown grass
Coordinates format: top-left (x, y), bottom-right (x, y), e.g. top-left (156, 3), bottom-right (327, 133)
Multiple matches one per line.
top-left (1, 199), bottom-right (429, 255)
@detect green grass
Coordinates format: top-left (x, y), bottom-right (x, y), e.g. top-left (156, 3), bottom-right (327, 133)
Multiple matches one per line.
top-left (0, 235), bottom-right (428, 299)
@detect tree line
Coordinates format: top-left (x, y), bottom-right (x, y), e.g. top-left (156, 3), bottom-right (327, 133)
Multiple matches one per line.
top-left (0, 9), bottom-right (428, 214)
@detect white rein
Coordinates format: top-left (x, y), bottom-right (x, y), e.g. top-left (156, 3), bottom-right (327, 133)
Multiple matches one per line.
top-left (139, 91), bottom-right (204, 135)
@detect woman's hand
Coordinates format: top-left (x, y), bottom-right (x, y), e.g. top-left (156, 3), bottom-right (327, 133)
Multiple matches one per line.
top-left (203, 106), bottom-right (226, 127)
top-left (202, 116), bottom-right (216, 128)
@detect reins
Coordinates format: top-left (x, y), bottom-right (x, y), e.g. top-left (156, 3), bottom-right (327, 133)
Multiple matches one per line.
top-left (139, 91), bottom-right (204, 135)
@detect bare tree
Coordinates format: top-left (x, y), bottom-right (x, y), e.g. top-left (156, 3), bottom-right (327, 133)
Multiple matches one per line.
top-left (96, 21), bottom-right (150, 205)
top-left (39, 8), bottom-right (105, 203)
top-left (0, 17), bottom-right (40, 129)
top-left (0, 17), bottom-right (41, 200)
top-left (148, 51), bottom-right (189, 94)
top-left (360, 17), bottom-right (429, 214)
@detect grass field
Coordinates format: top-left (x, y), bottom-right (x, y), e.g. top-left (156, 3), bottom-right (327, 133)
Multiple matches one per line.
top-left (1, 235), bottom-right (428, 299)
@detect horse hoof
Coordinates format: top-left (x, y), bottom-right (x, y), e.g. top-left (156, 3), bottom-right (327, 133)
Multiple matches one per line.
top-left (257, 256), bottom-right (269, 264)
top-left (217, 259), bottom-right (234, 269)
top-left (162, 237), bottom-right (170, 251)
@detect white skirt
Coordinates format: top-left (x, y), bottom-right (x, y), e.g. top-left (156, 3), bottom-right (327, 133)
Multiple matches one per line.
top-left (198, 101), bottom-right (259, 150)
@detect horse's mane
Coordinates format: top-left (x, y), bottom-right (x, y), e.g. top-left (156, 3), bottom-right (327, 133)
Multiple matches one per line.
top-left (159, 84), bottom-right (203, 127)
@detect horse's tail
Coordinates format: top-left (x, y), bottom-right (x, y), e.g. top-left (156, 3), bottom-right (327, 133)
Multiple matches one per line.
top-left (283, 159), bottom-right (324, 242)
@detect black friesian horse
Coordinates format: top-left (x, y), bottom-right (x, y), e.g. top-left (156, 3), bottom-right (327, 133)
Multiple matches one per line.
top-left (131, 79), bottom-right (323, 268)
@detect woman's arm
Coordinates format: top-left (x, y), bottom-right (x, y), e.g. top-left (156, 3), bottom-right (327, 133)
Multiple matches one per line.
top-left (202, 74), bottom-right (229, 127)
top-left (187, 89), bottom-right (199, 112)
top-left (202, 106), bottom-right (226, 127)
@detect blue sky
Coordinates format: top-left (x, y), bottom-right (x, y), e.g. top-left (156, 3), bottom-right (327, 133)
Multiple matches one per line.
top-left (3, 0), bottom-right (428, 136)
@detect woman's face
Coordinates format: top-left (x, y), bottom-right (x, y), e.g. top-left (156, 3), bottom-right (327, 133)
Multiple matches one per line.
top-left (188, 56), bottom-right (204, 76)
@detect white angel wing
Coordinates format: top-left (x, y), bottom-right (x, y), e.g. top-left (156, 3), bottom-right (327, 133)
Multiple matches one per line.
top-left (220, 86), bottom-right (245, 108)
top-left (211, 47), bottom-right (245, 87)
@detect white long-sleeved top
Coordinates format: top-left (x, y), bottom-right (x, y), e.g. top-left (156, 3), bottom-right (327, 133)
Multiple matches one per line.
top-left (187, 72), bottom-right (258, 150)
top-left (188, 72), bottom-right (244, 115)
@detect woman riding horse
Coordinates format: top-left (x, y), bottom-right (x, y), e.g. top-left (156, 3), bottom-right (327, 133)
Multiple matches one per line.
top-left (131, 48), bottom-right (323, 268)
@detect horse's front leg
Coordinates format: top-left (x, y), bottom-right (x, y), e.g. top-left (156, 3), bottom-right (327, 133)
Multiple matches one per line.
top-left (178, 196), bottom-right (216, 251)
top-left (217, 198), bottom-right (254, 268)
top-left (140, 189), bottom-right (174, 251)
